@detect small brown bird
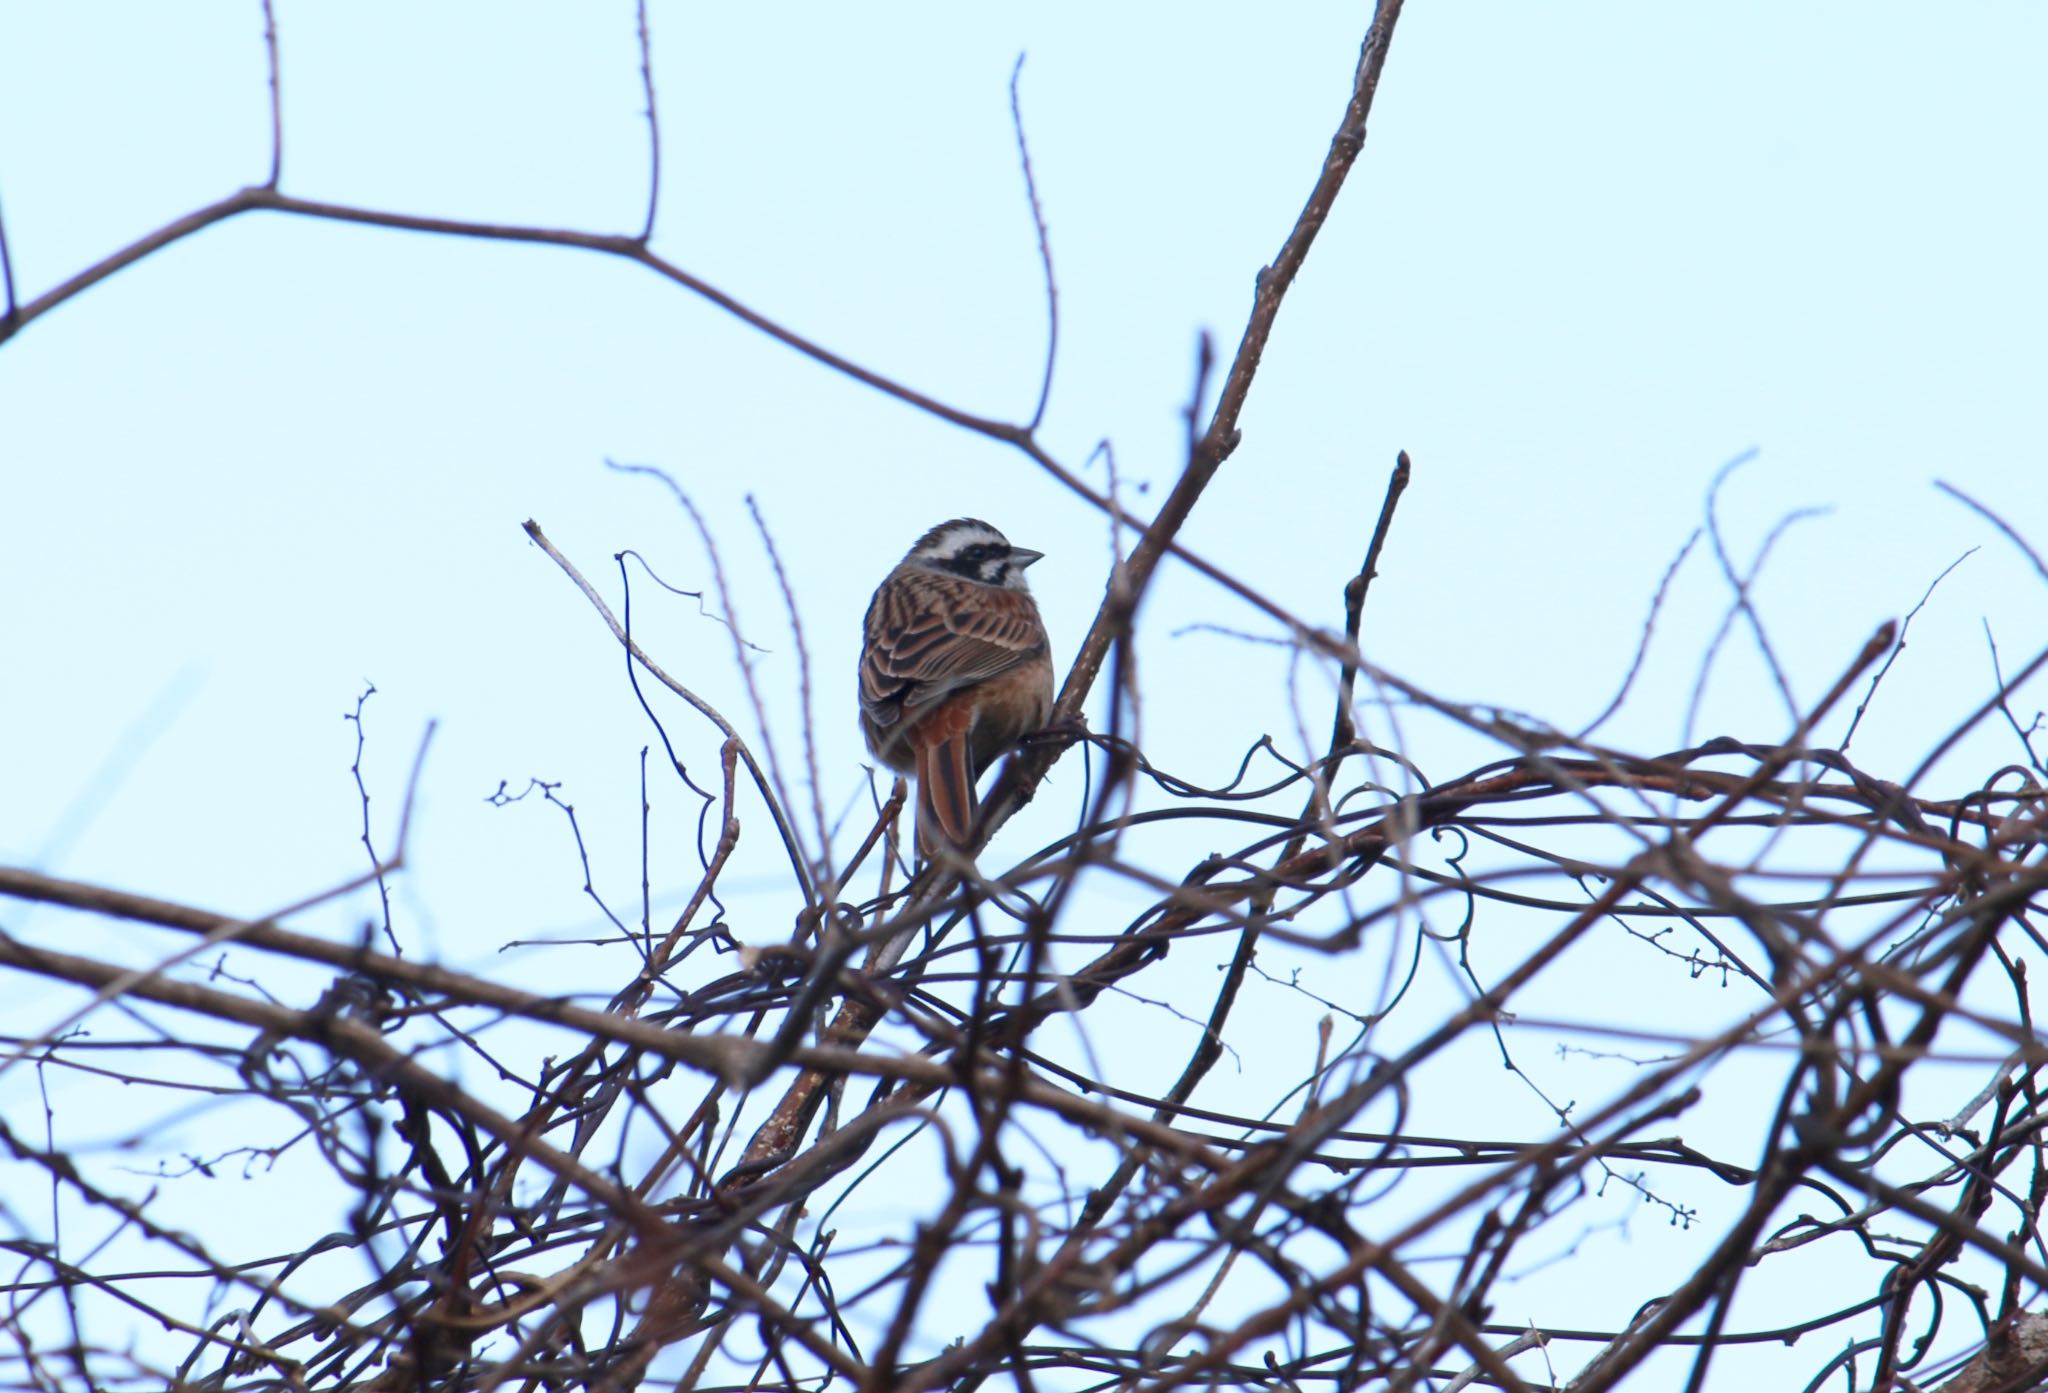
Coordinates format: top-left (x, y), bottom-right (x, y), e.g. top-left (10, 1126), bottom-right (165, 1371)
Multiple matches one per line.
top-left (859, 518), bottom-right (1055, 852)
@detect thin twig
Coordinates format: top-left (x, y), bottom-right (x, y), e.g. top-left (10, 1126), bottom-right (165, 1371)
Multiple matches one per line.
top-left (1938, 479), bottom-right (2048, 587)
top-left (0, 185), bottom-right (17, 321)
top-left (1329, 450), bottom-right (1412, 753)
top-left (1841, 546), bottom-right (1978, 751)
top-left (260, 0), bottom-right (283, 189)
top-left (342, 684), bottom-right (400, 953)
top-left (634, 0), bottom-right (661, 243)
top-left (1578, 527), bottom-right (1700, 741)
top-left (1009, 54), bottom-right (1058, 432)
top-left (746, 493), bottom-right (834, 889)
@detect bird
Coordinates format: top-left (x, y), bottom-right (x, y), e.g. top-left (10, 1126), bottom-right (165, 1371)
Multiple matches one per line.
top-left (859, 518), bottom-right (1055, 854)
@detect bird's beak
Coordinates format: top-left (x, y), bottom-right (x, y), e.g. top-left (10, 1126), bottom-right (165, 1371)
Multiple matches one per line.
top-left (1010, 547), bottom-right (1045, 569)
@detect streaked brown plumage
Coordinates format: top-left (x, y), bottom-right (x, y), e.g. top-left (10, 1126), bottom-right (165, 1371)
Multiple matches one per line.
top-left (859, 519), bottom-right (1054, 853)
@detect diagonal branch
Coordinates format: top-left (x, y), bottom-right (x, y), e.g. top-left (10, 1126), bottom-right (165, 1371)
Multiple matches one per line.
top-left (981, 0), bottom-right (1407, 836)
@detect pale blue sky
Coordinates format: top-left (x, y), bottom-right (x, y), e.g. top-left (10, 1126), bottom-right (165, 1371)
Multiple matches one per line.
top-left (2, 5), bottom-right (2044, 1386)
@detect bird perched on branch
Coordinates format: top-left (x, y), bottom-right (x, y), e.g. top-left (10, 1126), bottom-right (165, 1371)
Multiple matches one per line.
top-left (858, 518), bottom-right (1054, 854)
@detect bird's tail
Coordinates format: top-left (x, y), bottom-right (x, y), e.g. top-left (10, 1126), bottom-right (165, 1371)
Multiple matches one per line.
top-left (915, 728), bottom-right (977, 855)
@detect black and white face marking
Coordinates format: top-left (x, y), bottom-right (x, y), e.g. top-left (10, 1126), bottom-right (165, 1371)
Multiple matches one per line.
top-left (907, 518), bottom-right (1044, 591)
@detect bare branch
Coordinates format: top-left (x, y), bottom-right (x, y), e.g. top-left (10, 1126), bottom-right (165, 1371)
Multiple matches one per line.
top-left (1009, 54), bottom-right (1059, 432)
top-left (634, 0), bottom-right (661, 242)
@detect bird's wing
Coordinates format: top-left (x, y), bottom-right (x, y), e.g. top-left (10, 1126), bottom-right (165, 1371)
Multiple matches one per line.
top-left (859, 571), bottom-right (1045, 732)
